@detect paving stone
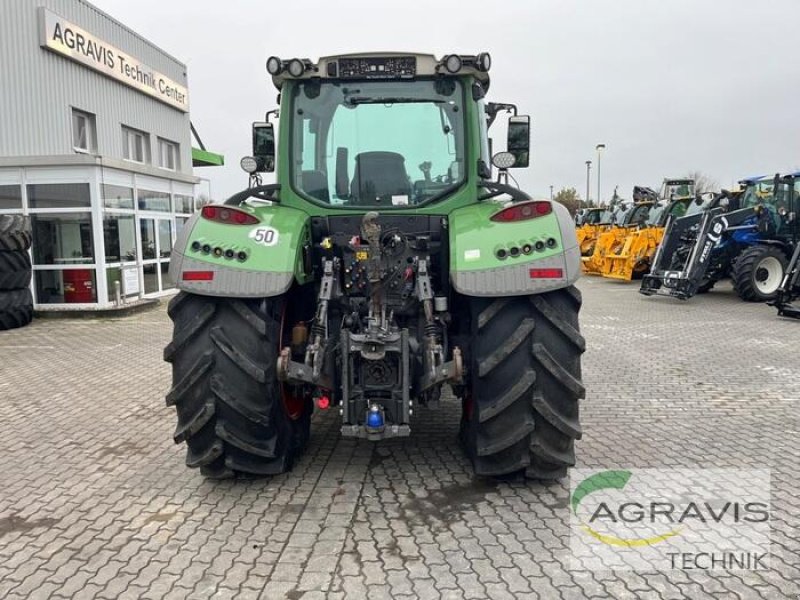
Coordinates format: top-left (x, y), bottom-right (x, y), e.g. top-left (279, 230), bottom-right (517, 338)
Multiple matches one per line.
top-left (0, 280), bottom-right (796, 598)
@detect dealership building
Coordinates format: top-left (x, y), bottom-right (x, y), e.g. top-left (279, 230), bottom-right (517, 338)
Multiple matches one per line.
top-left (0, 0), bottom-right (222, 308)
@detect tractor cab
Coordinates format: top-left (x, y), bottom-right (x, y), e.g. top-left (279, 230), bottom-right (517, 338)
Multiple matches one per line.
top-left (242, 52), bottom-right (532, 211)
top-left (659, 178), bottom-right (695, 202)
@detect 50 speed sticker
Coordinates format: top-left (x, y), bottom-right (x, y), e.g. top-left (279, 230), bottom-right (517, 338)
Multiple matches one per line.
top-left (249, 227), bottom-right (279, 246)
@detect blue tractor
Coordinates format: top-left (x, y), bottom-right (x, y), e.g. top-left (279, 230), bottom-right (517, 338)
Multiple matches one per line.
top-left (641, 173), bottom-right (799, 302)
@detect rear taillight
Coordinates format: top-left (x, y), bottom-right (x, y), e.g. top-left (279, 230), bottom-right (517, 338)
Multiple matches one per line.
top-left (490, 201), bottom-right (552, 223)
top-left (182, 271), bottom-right (214, 281)
top-left (529, 268), bottom-right (563, 279)
top-left (201, 205), bottom-right (259, 225)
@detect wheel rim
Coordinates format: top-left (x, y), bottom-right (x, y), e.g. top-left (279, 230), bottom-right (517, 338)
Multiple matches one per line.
top-left (279, 301), bottom-right (307, 421)
top-left (753, 256), bottom-right (783, 295)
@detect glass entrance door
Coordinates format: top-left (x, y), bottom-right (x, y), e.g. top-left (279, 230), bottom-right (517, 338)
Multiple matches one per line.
top-left (139, 216), bottom-right (174, 295)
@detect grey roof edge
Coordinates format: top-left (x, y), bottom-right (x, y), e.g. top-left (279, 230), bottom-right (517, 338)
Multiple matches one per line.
top-left (0, 154), bottom-right (199, 184)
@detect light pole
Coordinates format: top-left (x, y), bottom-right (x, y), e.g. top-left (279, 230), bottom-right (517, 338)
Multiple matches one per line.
top-left (550, 185), bottom-right (554, 201)
top-left (595, 143), bottom-right (606, 205)
top-left (585, 160), bottom-right (592, 206)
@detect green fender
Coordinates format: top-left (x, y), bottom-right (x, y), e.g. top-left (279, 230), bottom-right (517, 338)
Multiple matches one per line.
top-left (169, 204), bottom-right (312, 298)
top-left (448, 200), bottom-right (580, 296)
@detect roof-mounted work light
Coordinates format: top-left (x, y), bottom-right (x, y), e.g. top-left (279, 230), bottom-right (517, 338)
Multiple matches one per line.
top-left (444, 54), bottom-right (463, 74)
top-left (287, 58), bottom-right (306, 77)
top-left (266, 56), bottom-right (283, 75)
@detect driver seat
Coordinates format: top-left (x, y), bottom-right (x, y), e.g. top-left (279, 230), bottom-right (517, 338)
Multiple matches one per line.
top-left (350, 151), bottom-right (411, 204)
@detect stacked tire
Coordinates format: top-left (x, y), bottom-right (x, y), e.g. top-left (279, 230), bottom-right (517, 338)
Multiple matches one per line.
top-left (0, 215), bottom-right (34, 331)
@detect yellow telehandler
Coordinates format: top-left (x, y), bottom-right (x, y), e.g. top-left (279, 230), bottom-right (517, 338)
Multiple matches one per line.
top-left (581, 202), bottom-right (654, 274)
top-left (597, 179), bottom-right (696, 280)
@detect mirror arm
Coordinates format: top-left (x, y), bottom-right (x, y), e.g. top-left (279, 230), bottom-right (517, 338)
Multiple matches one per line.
top-left (224, 184), bottom-right (282, 206)
top-left (477, 181), bottom-right (530, 203)
top-left (486, 102), bottom-right (518, 128)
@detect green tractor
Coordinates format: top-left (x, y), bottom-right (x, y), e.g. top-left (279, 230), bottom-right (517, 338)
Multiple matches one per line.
top-left (164, 52), bottom-right (585, 480)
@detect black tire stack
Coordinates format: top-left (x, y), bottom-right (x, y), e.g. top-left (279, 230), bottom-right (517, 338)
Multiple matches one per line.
top-left (0, 215), bottom-right (34, 331)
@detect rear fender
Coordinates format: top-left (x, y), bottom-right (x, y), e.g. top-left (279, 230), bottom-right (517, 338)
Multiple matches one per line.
top-left (169, 205), bottom-right (312, 297)
top-left (448, 200), bottom-right (579, 296)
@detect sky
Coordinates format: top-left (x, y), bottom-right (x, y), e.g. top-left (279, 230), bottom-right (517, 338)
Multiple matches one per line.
top-left (93, 0), bottom-right (800, 202)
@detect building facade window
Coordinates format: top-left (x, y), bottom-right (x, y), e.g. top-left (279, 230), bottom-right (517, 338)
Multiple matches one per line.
top-left (27, 183), bottom-right (91, 209)
top-left (30, 212), bottom-right (95, 265)
top-left (123, 126), bottom-right (150, 163)
top-left (0, 185), bottom-right (23, 210)
top-left (137, 189), bottom-right (170, 212)
top-left (103, 214), bottom-right (137, 263)
top-left (102, 184), bottom-right (134, 210)
top-left (35, 269), bottom-right (97, 304)
top-left (158, 138), bottom-right (179, 171)
top-left (72, 108), bottom-right (96, 153)
top-left (174, 194), bottom-right (193, 214)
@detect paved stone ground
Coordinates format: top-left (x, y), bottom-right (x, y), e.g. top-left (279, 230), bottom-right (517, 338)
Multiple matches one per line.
top-left (0, 278), bottom-right (798, 599)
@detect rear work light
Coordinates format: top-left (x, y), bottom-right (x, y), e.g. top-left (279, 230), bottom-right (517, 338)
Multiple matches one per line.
top-left (201, 205), bottom-right (260, 225)
top-left (529, 268), bottom-right (564, 279)
top-left (182, 271), bottom-right (214, 281)
top-left (490, 201), bottom-right (552, 223)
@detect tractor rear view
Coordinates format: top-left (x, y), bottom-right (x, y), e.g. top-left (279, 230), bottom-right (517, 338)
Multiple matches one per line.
top-left (164, 52), bottom-right (585, 481)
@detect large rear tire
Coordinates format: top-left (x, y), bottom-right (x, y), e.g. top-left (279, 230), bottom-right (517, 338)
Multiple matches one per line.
top-left (164, 292), bottom-right (311, 478)
top-left (732, 246), bottom-right (787, 302)
top-left (461, 287), bottom-right (585, 480)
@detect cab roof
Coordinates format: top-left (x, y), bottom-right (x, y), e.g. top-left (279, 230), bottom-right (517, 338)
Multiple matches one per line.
top-left (267, 52), bottom-right (491, 91)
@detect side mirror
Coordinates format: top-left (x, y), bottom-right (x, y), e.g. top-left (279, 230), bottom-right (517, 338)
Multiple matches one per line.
top-left (507, 115), bottom-right (530, 168)
top-left (252, 122), bottom-right (275, 172)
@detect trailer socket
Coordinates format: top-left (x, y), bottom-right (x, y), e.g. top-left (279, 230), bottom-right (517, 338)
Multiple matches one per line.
top-left (496, 248), bottom-right (508, 260)
top-left (534, 240), bottom-right (545, 252)
top-left (546, 237), bottom-right (558, 248)
top-left (509, 246), bottom-right (520, 258)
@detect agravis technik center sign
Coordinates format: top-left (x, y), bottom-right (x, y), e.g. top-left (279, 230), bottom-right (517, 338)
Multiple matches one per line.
top-left (38, 7), bottom-right (189, 112)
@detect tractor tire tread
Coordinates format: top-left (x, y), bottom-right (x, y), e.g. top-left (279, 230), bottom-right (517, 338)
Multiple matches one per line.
top-left (731, 246), bottom-right (787, 302)
top-left (165, 292), bottom-right (306, 478)
top-left (0, 251), bottom-right (32, 291)
top-left (463, 286), bottom-right (584, 481)
top-left (0, 215), bottom-right (32, 252)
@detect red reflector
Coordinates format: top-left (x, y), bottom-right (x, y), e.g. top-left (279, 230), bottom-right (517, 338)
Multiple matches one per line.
top-left (529, 268), bottom-right (564, 279)
top-left (491, 201), bottom-right (552, 223)
top-left (182, 271), bottom-right (214, 281)
top-left (201, 205), bottom-right (259, 225)
top-left (317, 395), bottom-right (330, 410)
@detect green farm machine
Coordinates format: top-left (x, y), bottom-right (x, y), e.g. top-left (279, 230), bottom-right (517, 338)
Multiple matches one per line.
top-left (164, 53), bottom-right (585, 480)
